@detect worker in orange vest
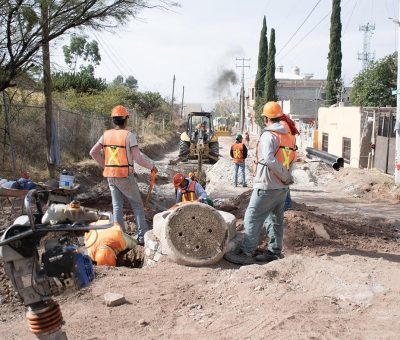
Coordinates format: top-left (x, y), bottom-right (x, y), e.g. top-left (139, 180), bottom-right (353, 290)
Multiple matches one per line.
top-left (89, 105), bottom-right (158, 245)
top-left (85, 223), bottom-right (137, 266)
top-left (173, 173), bottom-right (207, 203)
top-left (230, 134), bottom-right (248, 187)
top-left (224, 101), bottom-right (296, 265)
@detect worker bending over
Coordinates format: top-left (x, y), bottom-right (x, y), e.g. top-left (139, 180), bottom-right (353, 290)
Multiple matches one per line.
top-left (85, 223), bottom-right (137, 266)
top-left (173, 172), bottom-right (207, 203)
top-left (90, 105), bottom-right (158, 245)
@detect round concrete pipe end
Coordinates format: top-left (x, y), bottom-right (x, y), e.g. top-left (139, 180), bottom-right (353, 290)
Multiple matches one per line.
top-left (165, 203), bottom-right (228, 266)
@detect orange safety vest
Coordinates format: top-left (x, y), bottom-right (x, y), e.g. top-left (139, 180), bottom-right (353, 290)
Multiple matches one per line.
top-left (232, 143), bottom-right (244, 164)
top-left (85, 224), bottom-right (126, 265)
top-left (180, 180), bottom-right (197, 202)
top-left (103, 129), bottom-right (130, 178)
top-left (271, 131), bottom-right (297, 170)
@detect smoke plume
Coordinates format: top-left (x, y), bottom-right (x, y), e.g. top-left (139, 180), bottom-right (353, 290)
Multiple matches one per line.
top-left (212, 69), bottom-right (238, 97)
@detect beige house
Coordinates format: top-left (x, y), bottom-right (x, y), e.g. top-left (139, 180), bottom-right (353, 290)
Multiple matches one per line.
top-left (317, 106), bottom-right (396, 173)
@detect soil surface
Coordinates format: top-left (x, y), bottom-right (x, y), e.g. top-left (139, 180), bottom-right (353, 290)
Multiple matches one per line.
top-left (1, 134), bottom-right (400, 339)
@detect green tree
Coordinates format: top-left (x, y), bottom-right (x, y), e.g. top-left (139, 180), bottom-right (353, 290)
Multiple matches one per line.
top-left (63, 35), bottom-right (101, 73)
top-left (111, 75), bottom-right (138, 90)
top-left (125, 75), bottom-right (138, 90)
top-left (131, 91), bottom-right (165, 118)
top-left (350, 52), bottom-right (397, 107)
top-left (264, 28), bottom-right (277, 103)
top-left (254, 16), bottom-right (269, 125)
top-left (326, 0), bottom-right (342, 105)
top-left (53, 67), bottom-right (107, 93)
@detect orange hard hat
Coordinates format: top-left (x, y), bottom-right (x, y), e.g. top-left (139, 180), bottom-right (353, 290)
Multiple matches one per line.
top-left (94, 246), bottom-right (117, 266)
top-left (262, 101), bottom-right (283, 119)
top-left (188, 172), bottom-right (194, 178)
top-left (173, 173), bottom-right (185, 188)
top-left (111, 105), bottom-right (129, 118)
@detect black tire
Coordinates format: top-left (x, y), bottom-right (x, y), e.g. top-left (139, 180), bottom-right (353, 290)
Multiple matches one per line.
top-left (179, 140), bottom-right (190, 158)
top-left (209, 141), bottom-right (219, 164)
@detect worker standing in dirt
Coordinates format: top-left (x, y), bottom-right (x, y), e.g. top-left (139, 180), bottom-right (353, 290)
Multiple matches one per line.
top-left (89, 105), bottom-right (158, 245)
top-left (224, 101), bottom-right (296, 265)
top-left (230, 134), bottom-right (248, 187)
top-left (173, 173), bottom-right (207, 203)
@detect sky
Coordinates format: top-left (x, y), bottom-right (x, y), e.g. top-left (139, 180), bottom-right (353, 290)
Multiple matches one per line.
top-left (53, 0), bottom-right (399, 106)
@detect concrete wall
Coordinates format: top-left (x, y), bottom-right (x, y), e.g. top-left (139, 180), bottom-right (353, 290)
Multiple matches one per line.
top-left (318, 107), bottom-right (362, 167)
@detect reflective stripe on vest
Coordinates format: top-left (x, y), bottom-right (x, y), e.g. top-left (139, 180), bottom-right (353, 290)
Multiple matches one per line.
top-left (103, 129), bottom-right (130, 178)
top-left (181, 180), bottom-right (197, 202)
top-left (271, 131), bottom-right (297, 170)
top-left (232, 143), bottom-right (244, 163)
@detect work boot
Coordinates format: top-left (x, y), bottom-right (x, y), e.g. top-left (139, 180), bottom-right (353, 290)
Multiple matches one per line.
top-left (255, 250), bottom-right (282, 263)
top-left (224, 248), bottom-right (254, 265)
top-left (242, 183), bottom-right (247, 187)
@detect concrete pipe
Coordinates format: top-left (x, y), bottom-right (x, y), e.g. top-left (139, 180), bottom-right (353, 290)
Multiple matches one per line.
top-left (153, 203), bottom-right (230, 266)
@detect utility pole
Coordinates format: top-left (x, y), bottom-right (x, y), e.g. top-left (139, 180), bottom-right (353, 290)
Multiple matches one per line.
top-left (181, 85), bottom-right (185, 118)
top-left (236, 58), bottom-right (250, 132)
top-left (391, 10), bottom-right (400, 184)
top-left (357, 23), bottom-right (375, 71)
top-left (170, 74), bottom-right (176, 121)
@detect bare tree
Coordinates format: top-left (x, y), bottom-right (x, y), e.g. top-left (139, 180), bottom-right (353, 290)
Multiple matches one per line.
top-left (0, 0), bottom-right (177, 91)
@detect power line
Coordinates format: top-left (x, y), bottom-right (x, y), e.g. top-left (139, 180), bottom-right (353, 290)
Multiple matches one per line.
top-left (343, 0), bottom-right (358, 34)
top-left (276, 0), bottom-right (324, 57)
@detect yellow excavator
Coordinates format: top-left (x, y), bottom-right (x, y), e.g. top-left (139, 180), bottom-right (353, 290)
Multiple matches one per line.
top-left (174, 112), bottom-right (219, 179)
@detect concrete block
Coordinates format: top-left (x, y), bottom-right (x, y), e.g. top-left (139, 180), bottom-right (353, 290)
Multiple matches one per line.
top-left (217, 210), bottom-right (236, 240)
top-left (104, 292), bottom-right (126, 307)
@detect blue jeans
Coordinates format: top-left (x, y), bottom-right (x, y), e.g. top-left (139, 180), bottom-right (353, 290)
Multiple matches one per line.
top-left (242, 188), bottom-right (288, 254)
top-left (108, 174), bottom-right (148, 239)
top-left (284, 189), bottom-right (292, 211)
top-left (233, 162), bottom-right (246, 186)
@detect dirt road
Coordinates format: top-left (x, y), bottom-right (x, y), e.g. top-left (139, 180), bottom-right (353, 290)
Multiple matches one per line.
top-left (1, 134), bottom-right (400, 339)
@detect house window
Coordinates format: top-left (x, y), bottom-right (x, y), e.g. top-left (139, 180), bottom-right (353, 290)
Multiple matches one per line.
top-left (322, 133), bottom-right (329, 152)
top-left (342, 137), bottom-right (351, 163)
top-left (252, 87), bottom-right (255, 100)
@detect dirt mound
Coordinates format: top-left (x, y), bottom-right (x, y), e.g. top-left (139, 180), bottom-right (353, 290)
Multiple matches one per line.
top-left (226, 190), bottom-right (400, 257)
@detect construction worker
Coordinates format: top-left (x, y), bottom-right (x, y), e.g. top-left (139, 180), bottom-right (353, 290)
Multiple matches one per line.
top-left (244, 131), bottom-right (250, 146)
top-left (230, 134), bottom-right (248, 187)
top-left (173, 172), bottom-right (207, 203)
top-left (224, 101), bottom-right (296, 265)
top-left (85, 223), bottom-right (137, 266)
top-left (89, 105), bottom-right (158, 245)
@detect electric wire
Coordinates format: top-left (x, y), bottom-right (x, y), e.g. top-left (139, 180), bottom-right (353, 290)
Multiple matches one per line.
top-left (276, 0), bottom-right (324, 57)
top-left (343, 0), bottom-right (358, 34)
top-left (92, 31), bottom-right (131, 80)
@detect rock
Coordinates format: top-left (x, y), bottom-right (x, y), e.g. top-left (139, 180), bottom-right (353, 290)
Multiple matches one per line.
top-left (254, 286), bottom-right (264, 292)
top-left (104, 292), bottom-right (126, 307)
top-left (153, 252), bottom-right (163, 262)
top-left (138, 319), bottom-right (148, 326)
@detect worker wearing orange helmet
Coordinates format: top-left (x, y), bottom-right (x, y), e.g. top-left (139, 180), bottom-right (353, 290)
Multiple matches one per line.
top-left (90, 105), bottom-right (158, 245)
top-left (224, 101), bottom-right (296, 266)
top-left (173, 172), bottom-right (207, 203)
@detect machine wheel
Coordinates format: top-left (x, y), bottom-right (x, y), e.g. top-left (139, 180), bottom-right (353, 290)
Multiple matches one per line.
top-left (209, 142), bottom-right (219, 164)
top-left (179, 140), bottom-right (190, 158)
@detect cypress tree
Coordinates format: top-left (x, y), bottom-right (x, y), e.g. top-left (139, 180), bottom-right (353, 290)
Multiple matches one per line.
top-left (255, 16), bottom-right (268, 126)
top-left (264, 28), bottom-right (278, 102)
top-left (326, 0), bottom-right (342, 105)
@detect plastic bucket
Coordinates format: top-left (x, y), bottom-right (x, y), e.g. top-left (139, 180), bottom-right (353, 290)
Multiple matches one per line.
top-left (59, 174), bottom-right (74, 189)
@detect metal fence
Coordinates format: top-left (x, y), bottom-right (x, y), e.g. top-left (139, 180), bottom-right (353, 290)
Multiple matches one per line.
top-left (0, 103), bottom-right (169, 173)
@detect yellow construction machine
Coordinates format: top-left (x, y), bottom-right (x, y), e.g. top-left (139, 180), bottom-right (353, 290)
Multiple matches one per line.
top-left (178, 112), bottom-right (219, 169)
top-left (214, 116), bottom-right (231, 137)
